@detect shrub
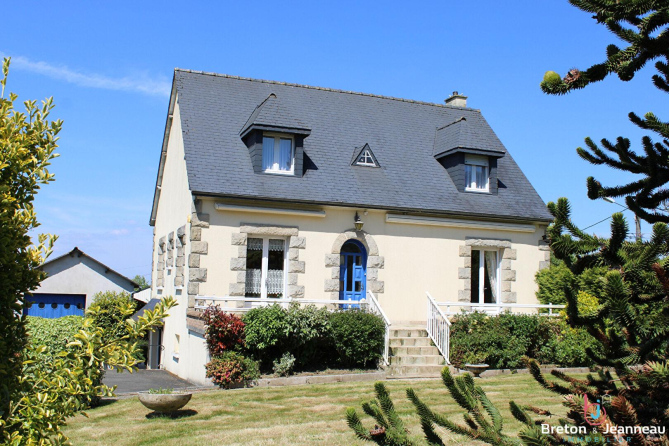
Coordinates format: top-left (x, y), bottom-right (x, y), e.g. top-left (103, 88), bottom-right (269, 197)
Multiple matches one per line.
top-left (242, 304), bottom-right (290, 368)
top-left (0, 56), bottom-right (61, 441)
top-left (272, 352), bottom-right (296, 377)
top-left (202, 306), bottom-right (245, 356)
top-left (285, 303), bottom-right (331, 368)
top-left (243, 303), bottom-right (332, 371)
top-left (87, 291), bottom-right (140, 345)
top-left (205, 351), bottom-right (260, 389)
top-left (25, 316), bottom-right (84, 363)
top-left (328, 309), bottom-right (385, 368)
top-left (536, 320), bottom-right (602, 366)
top-left (449, 312), bottom-right (600, 369)
top-left (535, 260), bottom-right (574, 305)
top-left (535, 257), bottom-right (608, 305)
top-left (4, 297), bottom-right (177, 445)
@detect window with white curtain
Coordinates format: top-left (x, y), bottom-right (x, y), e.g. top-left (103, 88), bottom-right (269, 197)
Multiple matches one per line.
top-left (464, 155), bottom-right (489, 192)
top-left (245, 237), bottom-right (287, 301)
top-left (262, 133), bottom-right (294, 174)
top-left (470, 249), bottom-right (500, 306)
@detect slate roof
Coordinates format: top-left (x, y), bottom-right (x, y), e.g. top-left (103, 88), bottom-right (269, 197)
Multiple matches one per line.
top-left (165, 69), bottom-right (552, 223)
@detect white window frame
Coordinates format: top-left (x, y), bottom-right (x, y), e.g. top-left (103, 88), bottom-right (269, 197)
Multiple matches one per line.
top-left (246, 236), bottom-right (289, 304)
top-left (464, 155), bottom-right (490, 192)
top-left (263, 132), bottom-right (295, 175)
top-left (471, 248), bottom-right (501, 307)
top-left (356, 149), bottom-right (376, 167)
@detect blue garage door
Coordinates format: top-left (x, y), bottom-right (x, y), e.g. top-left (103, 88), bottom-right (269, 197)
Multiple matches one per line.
top-left (24, 294), bottom-right (86, 318)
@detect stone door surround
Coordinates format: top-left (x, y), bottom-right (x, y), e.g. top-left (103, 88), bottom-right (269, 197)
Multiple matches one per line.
top-left (324, 229), bottom-right (384, 299)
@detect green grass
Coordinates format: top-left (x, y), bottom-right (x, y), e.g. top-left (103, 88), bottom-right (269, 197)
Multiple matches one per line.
top-left (64, 373), bottom-right (580, 445)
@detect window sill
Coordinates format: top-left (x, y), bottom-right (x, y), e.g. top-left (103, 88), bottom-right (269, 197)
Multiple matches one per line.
top-left (263, 170), bottom-right (295, 176)
top-left (464, 188), bottom-right (491, 194)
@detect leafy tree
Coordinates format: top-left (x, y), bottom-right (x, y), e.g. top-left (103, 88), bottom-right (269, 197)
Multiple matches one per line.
top-left (132, 274), bottom-right (149, 290)
top-left (541, 0), bottom-right (668, 223)
top-left (0, 57), bottom-right (60, 432)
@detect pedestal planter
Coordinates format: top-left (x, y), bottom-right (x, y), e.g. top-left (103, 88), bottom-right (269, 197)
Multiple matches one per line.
top-left (463, 364), bottom-right (489, 377)
top-left (138, 392), bottom-right (192, 413)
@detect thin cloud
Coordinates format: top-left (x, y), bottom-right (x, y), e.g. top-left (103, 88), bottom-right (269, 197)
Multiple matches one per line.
top-left (1, 53), bottom-right (170, 96)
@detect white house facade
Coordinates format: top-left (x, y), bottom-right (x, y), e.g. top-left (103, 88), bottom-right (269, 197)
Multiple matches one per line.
top-left (148, 69), bottom-right (553, 384)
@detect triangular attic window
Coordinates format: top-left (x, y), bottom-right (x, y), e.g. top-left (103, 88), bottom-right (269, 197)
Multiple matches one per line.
top-left (352, 144), bottom-right (380, 167)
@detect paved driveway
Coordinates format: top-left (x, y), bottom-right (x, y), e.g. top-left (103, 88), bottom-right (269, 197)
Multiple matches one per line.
top-left (103, 369), bottom-right (202, 395)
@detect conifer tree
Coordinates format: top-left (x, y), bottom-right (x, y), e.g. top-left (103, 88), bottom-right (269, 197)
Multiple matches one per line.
top-left (348, 3), bottom-right (668, 444)
top-left (541, 0), bottom-right (668, 223)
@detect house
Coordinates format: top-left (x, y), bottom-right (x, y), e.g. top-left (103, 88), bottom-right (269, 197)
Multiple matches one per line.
top-left (149, 69), bottom-right (553, 383)
top-left (25, 247), bottom-right (138, 318)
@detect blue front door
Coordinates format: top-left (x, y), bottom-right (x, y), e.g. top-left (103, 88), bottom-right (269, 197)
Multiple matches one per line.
top-left (339, 240), bottom-right (367, 306)
top-left (24, 294), bottom-right (86, 318)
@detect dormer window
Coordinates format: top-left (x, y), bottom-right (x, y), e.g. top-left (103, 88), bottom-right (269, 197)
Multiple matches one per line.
top-left (262, 133), bottom-right (294, 174)
top-left (464, 155), bottom-right (489, 192)
top-left (351, 143), bottom-right (380, 168)
top-left (356, 149), bottom-right (375, 166)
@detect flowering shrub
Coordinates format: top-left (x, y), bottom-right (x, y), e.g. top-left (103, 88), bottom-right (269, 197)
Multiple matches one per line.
top-left (202, 306), bottom-right (245, 356)
top-left (205, 351), bottom-right (260, 389)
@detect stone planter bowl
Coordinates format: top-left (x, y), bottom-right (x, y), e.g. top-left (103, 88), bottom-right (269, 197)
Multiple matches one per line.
top-left (463, 364), bottom-right (489, 377)
top-left (138, 392), bottom-right (192, 413)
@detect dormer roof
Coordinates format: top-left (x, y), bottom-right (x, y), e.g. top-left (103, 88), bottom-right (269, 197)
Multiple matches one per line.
top-left (433, 117), bottom-right (505, 159)
top-left (240, 93), bottom-right (311, 138)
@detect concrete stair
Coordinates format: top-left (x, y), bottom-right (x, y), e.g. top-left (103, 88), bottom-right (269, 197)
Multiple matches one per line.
top-left (387, 326), bottom-right (451, 378)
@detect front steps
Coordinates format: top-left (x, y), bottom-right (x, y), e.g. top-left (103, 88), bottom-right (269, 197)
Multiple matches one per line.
top-left (387, 326), bottom-right (451, 378)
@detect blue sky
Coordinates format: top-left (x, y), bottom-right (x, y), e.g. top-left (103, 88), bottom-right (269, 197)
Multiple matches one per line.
top-left (3, 1), bottom-right (666, 281)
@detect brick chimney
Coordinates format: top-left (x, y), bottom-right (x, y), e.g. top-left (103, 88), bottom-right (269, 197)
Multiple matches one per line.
top-left (445, 91), bottom-right (467, 107)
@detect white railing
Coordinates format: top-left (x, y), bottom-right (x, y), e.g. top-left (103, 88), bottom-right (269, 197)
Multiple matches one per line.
top-left (194, 295), bottom-right (364, 311)
top-left (361, 290), bottom-right (391, 366)
top-left (426, 292), bottom-right (451, 364)
top-left (438, 301), bottom-right (565, 316)
top-left (194, 294), bottom-right (391, 365)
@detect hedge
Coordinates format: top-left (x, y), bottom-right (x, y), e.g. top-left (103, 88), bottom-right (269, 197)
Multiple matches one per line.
top-left (26, 315), bottom-right (84, 362)
top-left (449, 312), bottom-right (601, 369)
top-left (239, 304), bottom-right (385, 372)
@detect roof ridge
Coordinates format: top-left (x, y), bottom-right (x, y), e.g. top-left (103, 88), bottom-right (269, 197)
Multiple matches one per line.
top-left (174, 68), bottom-right (480, 112)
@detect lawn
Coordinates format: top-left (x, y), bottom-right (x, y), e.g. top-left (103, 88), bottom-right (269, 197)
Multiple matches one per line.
top-left (64, 372), bottom-right (580, 445)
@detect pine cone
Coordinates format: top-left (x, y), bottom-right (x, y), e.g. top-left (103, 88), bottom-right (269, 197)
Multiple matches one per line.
top-left (564, 68), bottom-right (581, 84)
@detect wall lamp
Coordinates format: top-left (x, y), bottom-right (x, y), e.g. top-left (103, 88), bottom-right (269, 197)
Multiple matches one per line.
top-left (354, 212), bottom-right (364, 231)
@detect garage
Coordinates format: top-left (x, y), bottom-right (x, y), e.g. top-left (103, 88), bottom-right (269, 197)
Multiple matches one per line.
top-left (24, 293), bottom-right (86, 318)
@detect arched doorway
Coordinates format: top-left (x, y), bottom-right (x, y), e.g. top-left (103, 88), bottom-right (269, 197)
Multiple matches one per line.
top-left (339, 239), bottom-right (367, 303)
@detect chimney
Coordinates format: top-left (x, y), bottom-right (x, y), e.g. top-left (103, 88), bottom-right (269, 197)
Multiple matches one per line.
top-left (445, 91), bottom-right (467, 107)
